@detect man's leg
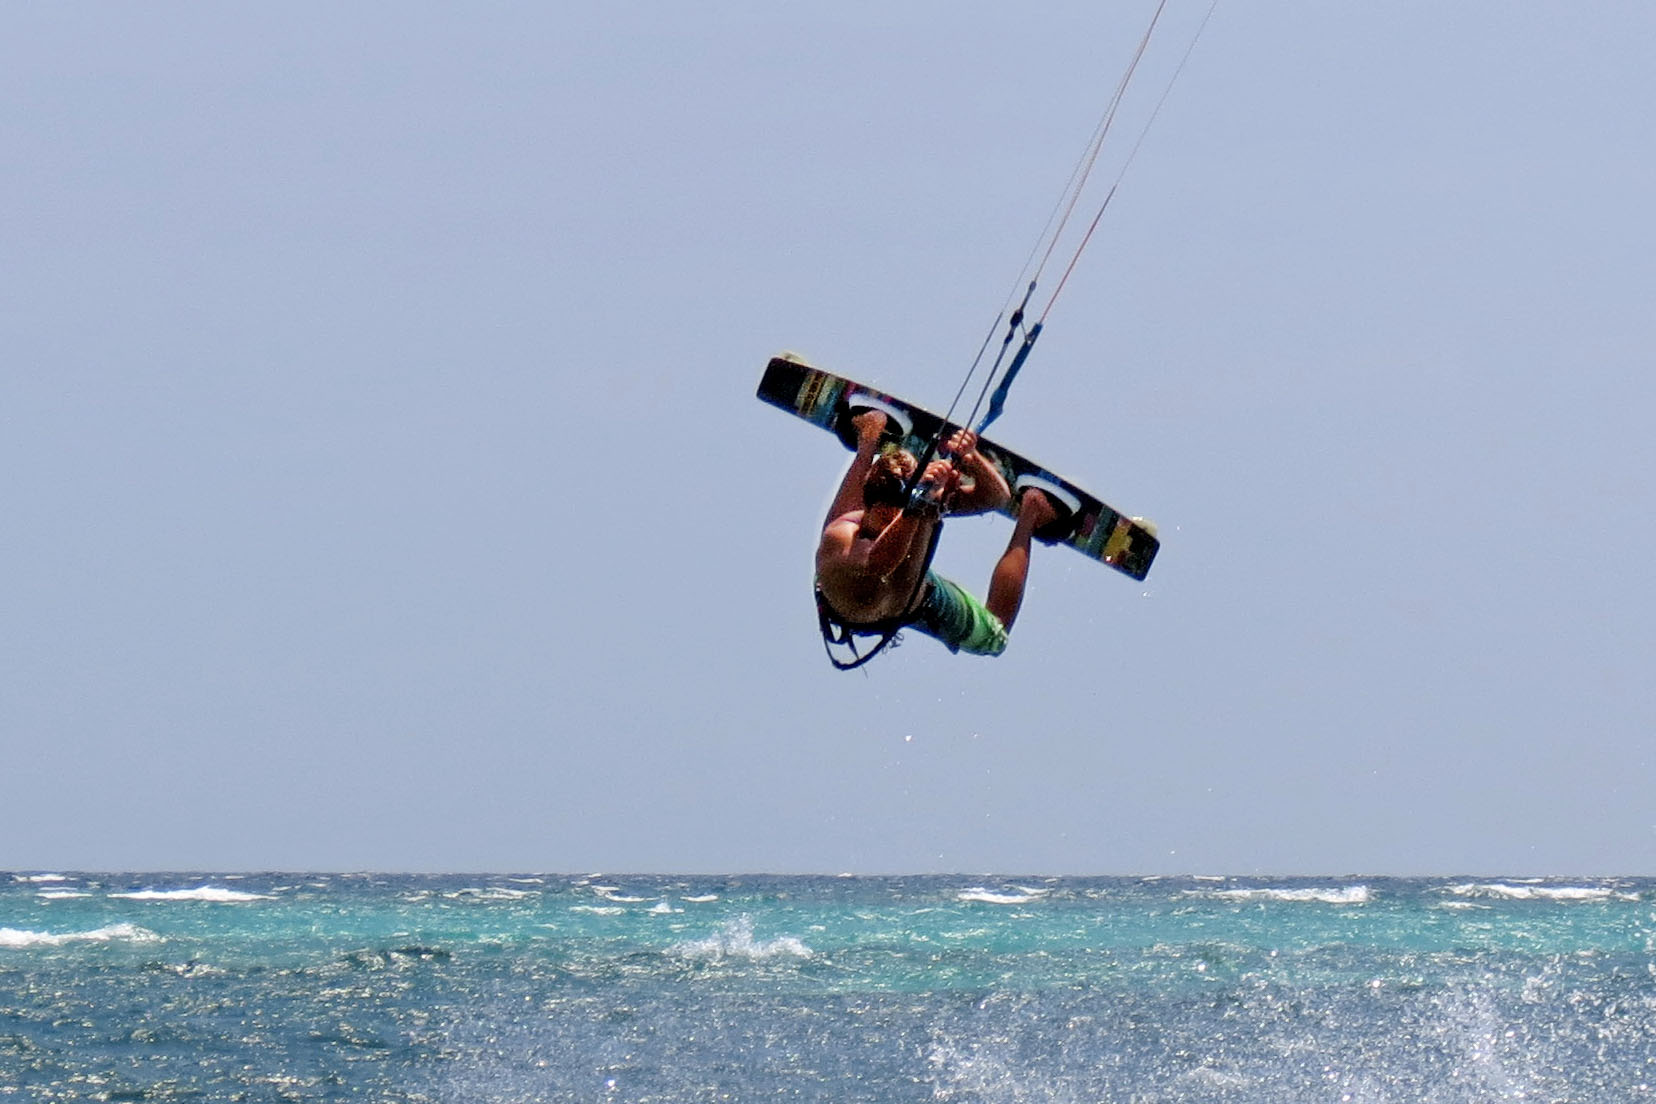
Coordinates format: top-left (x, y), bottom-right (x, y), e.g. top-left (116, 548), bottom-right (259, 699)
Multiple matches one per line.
top-left (985, 488), bottom-right (1058, 631)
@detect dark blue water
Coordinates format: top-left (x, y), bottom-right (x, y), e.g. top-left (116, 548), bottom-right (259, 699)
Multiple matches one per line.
top-left (2, 874), bottom-right (1651, 1101)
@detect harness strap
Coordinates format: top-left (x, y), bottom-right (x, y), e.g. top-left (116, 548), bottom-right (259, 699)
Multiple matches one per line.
top-left (815, 519), bottom-right (945, 671)
top-left (815, 589), bottom-right (907, 671)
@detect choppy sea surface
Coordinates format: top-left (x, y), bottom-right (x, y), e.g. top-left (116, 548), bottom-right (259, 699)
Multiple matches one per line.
top-left (2, 874), bottom-right (1652, 1102)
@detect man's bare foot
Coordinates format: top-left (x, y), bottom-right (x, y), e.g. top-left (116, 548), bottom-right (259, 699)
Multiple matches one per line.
top-left (1018, 486), bottom-right (1059, 529)
top-left (851, 409), bottom-right (888, 445)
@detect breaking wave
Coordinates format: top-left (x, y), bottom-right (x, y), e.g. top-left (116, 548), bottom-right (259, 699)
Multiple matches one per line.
top-left (443, 887), bottom-right (536, 901)
top-left (957, 886), bottom-right (1049, 905)
top-left (1445, 882), bottom-right (1634, 902)
top-left (110, 885), bottom-right (274, 903)
top-left (1208, 885), bottom-right (1372, 905)
top-left (669, 915), bottom-right (812, 961)
top-left (0, 922), bottom-right (162, 949)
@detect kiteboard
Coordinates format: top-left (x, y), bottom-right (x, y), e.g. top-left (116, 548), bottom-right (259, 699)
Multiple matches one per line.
top-left (757, 352), bottom-right (1159, 581)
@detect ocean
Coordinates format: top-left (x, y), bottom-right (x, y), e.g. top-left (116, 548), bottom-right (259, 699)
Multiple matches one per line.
top-left (1, 873), bottom-right (1650, 1102)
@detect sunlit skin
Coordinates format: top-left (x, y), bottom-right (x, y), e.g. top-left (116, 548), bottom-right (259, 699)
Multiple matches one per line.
top-left (815, 410), bottom-right (1057, 630)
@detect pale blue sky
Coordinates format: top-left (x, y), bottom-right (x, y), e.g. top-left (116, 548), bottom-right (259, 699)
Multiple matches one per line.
top-left (4, 3), bottom-right (1653, 874)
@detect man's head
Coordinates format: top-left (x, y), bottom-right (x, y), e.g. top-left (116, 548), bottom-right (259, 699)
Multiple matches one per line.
top-left (862, 448), bottom-right (917, 509)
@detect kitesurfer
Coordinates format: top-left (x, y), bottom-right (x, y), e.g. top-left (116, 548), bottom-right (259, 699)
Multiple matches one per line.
top-left (814, 410), bottom-right (1058, 657)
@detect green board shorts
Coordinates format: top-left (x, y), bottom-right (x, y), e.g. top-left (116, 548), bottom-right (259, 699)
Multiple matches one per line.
top-left (909, 571), bottom-right (1008, 656)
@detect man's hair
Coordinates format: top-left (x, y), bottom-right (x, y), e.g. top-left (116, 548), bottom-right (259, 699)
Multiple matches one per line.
top-left (862, 450), bottom-right (914, 509)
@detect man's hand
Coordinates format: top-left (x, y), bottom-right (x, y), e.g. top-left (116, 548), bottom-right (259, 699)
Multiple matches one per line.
top-left (942, 428), bottom-right (1010, 513)
top-left (944, 428), bottom-right (979, 462)
top-left (904, 459), bottom-right (960, 519)
top-left (921, 459), bottom-right (959, 491)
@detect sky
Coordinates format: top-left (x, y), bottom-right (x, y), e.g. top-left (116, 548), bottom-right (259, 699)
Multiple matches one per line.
top-left (4, 3), bottom-right (1653, 875)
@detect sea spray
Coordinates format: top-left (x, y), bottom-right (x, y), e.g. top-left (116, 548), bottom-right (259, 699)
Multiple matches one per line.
top-left (0, 874), bottom-right (1649, 1101)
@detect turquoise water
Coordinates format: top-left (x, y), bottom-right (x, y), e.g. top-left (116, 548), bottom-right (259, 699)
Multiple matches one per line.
top-left (2, 874), bottom-right (1652, 1101)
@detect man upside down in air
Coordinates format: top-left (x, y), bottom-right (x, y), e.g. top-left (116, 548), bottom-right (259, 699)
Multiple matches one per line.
top-left (814, 409), bottom-right (1060, 658)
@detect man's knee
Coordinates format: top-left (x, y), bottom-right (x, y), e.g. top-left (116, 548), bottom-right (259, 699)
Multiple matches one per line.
top-left (958, 616), bottom-right (1008, 657)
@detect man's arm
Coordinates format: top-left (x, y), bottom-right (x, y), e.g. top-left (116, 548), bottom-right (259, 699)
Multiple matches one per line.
top-left (822, 410), bottom-right (889, 530)
top-left (817, 510), bottom-right (927, 580)
top-left (861, 511), bottom-right (928, 578)
top-left (857, 458), bottom-right (954, 575)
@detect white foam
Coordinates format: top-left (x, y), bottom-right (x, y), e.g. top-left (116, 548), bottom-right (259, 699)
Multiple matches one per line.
top-left (1210, 885), bottom-right (1371, 905)
top-left (444, 887), bottom-right (534, 901)
top-left (0, 922), bottom-right (161, 949)
top-left (592, 886), bottom-right (649, 903)
top-left (1446, 882), bottom-right (1621, 902)
top-left (15, 873), bottom-right (69, 883)
top-left (648, 901), bottom-right (680, 914)
top-left (569, 905), bottom-right (625, 916)
top-left (681, 894), bottom-right (719, 904)
top-left (670, 915), bottom-right (812, 961)
top-left (1182, 1066), bottom-right (1255, 1092)
top-left (956, 887), bottom-right (1048, 905)
top-left (36, 889), bottom-right (92, 900)
top-left (110, 885), bottom-right (274, 903)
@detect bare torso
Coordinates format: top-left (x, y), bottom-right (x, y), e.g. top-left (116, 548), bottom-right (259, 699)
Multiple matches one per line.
top-left (815, 508), bottom-right (938, 624)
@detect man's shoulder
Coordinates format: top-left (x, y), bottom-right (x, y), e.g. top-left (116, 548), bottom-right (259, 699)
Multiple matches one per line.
top-left (817, 510), bottom-right (868, 572)
top-left (821, 509), bottom-right (865, 539)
